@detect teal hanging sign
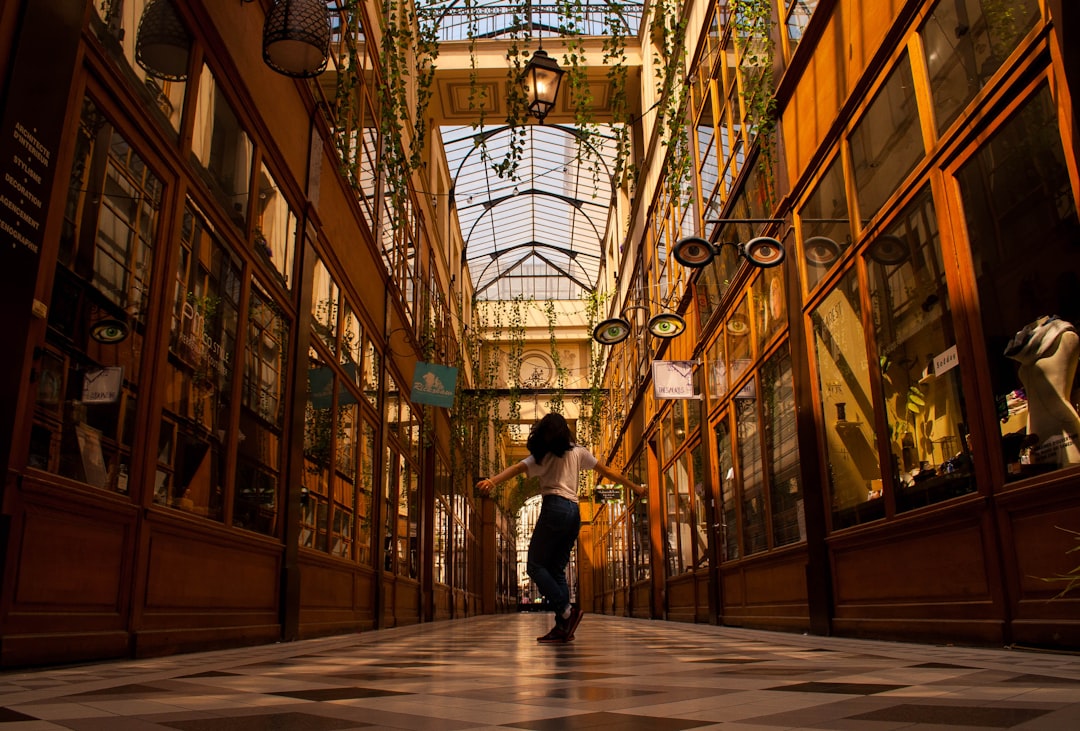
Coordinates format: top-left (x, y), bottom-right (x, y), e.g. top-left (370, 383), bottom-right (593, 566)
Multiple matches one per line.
top-left (411, 362), bottom-right (458, 408)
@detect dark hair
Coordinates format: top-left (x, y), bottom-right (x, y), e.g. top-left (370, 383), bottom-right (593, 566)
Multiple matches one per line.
top-left (526, 413), bottom-right (573, 465)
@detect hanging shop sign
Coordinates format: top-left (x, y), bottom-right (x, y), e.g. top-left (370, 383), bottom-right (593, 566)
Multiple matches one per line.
top-left (652, 360), bottom-right (699, 400)
top-left (411, 362), bottom-right (458, 408)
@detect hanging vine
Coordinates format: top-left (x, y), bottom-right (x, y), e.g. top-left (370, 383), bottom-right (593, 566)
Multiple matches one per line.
top-left (543, 300), bottom-right (566, 415)
top-left (651, 0), bottom-right (693, 200)
top-left (602, 2), bottom-right (634, 189)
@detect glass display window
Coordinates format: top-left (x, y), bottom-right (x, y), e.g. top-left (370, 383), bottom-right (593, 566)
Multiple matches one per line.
top-left (752, 266), bottom-right (785, 351)
top-left (191, 64), bottom-right (253, 229)
top-left (849, 52), bottom-right (924, 224)
top-left (714, 415), bottom-right (739, 561)
top-left (762, 345), bottom-right (804, 546)
top-left (33, 96), bottom-right (163, 496)
top-left (311, 257), bottom-right (340, 354)
top-left (867, 187), bottom-right (975, 511)
top-left (707, 333), bottom-right (728, 406)
top-left (630, 451), bottom-right (651, 582)
top-left (157, 201), bottom-right (242, 520)
top-left (799, 154), bottom-right (852, 294)
top-left (234, 285), bottom-right (289, 536)
top-left (735, 388), bottom-right (766, 555)
top-left (726, 296), bottom-right (753, 395)
top-left (811, 268), bottom-right (884, 529)
top-left (92, 0), bottom-right (187, 136)
top-left (956, 84), bottom-right (1080, 480)
top-left (253, 163), bottom-right (297, 290)
top-left (921, 0), bottom-right (1041, 135)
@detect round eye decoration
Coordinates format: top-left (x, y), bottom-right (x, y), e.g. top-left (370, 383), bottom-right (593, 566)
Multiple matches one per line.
top-left (89, 318), bottom-right (130, 344)
top-left (867, 234), bottom-right (909, 265)
top-left (593, 317), bottom-right (632, 345)
top-left (726, 313), bottom-right (750, 336)
top-left (742, 236), bottom-right (786, 268)
top-left (647, 312), bottom-right (687, 339)
top-left (672, 236), bottom-right (717, 268)
top-left (803, 236), bottom-right (843, 267)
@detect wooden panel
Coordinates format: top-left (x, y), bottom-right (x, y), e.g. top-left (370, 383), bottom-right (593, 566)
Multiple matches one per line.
top-left (1000, 495), bottom-right (1080, 647)
top-left (144, 529), bottom-right (279, 612)
top-left (666, 575), bottom-right (696, 622)
top-left (300, 560), bottom-right (357, 609)
top-left (5, 482), bottom-right (136, 635)
top-left (832, 523), bottom-right (991, 607)
top-left (395, 578), bottom-right (421, 625)
top-left (719, 552), bottom-right (810, 630)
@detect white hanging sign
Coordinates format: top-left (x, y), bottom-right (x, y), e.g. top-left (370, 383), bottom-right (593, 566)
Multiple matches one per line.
top-left (652, 360), bottom-right (699, 400)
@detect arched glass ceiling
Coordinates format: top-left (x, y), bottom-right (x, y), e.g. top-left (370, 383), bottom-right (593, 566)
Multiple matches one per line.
top-left (420, 1), bottom-right (644, 42)
top-left (443, 124), bottom-right (619, 300)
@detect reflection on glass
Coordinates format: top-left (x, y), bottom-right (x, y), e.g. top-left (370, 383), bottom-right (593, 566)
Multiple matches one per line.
top-left (302, 347), bottom-right (332, 551)
top-left (799, 155), bottom-right (851, 293)
top-left (957, 85), bottom-right (1080, 479)
top-left (707, 333), bottom-right (728, 405)
top-left (736, 395), bottom-right (767, 554)
top-left (763, 345), bottom-right (804, 545)
top-left (234, 285), bottom-right (288, 536)
top-left (715, 417), bottom-right (739, 561)
top-left (92, 0), bottom-right (186, 134)
top-left (254, 164), bottom-right (297, 289)
top-left (921, 0), bottom-right (1040, 133)
top-left (311, 258), bottom-right (339, 354)
top-left (727, 297), bottom-right (753, 394)
top-left (191, 65), bottom-right (252, 227)
top-left (752, 267), bottom-right (785, 349)
top-left (159, 202), bottom-right (241, 521)
top-left (849, 53), bottom-right (923, 223)
top-left (811, 268), bottom-right (883, 528)
top-left (867, 188), bottom-right (974, 511)
top-left (691, 444), bottom-right (709, 569)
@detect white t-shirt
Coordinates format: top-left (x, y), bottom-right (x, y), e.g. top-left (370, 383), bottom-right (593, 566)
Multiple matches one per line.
top-left (522, 445), bottom-right (597, 503)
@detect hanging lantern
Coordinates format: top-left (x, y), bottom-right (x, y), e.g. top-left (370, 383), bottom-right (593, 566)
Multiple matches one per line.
top-left (523, 48), bottom-right (565, 123)
top-left (263, 0), bottom-right (332, 78)
top-left (135, 0), bottom-right (193, 82)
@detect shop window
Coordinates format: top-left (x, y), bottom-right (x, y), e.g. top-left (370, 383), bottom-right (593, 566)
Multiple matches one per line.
top-left (331, 400), bottom-right (358, 559)
top-left (398, 454), bottom-right (420, 579)
top-left (727, 297), bottom-right (753, 393)
top-left (234, 285), bottom-right (288, 536)
top-left (91, 0), bottom-right (186, 135)
top-left (783, 0), bottom-right (819, 57)
top-left (849, 53), bottom-right (923, 223)
top-left (157, 202), bottom-right (242, 520)
top-left (736, 391), bottom-right (767, 555)
top-left (340, 300), bottom-right (363, 386)
top-left (921, 0), bottom-right (1040, 134)
top-left (311, 258), bottom-right (340, 354)
top-left (799, 154), bottom-right (852, 294)
top-left (434, 454), bottom-right (451, 585)
top-left (956, 85), bottom-right (1080, 479)
top-left (631, 451), bottom-right (651, 582)
top-left (191, 64), bottom-right (252, 228)
top-left (763, 345), bottom-right (805, 545)
top-left (690, 443), bottom-right (709, 568)
top-left (382, 445), bottom-right (398, 572)
top-left (664, 460), bottom-right (689, 575)
top-left (302, 347), bottom-right (335, 551)
top-left (752, 266), bottom-right (785, 350)
top-left (714, 416), bottom-right (739, 561)
top-left (357, 419), bottom-right (376, 566)
top-left (811, 268), bottom-right (883, 529)
top-left (707, 333), bottom-right (728, 405)
top-left (867, 187), bottom-right (975, 510)
top-left (362, 336), bottom-right (380, 407)
top-left (254, 164), bottom-right (297, 290)
top-left (33, 98), bottom-right (162, 493)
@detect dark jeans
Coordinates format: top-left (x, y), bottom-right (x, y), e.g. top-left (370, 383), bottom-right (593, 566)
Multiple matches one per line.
top-left (527, 495), bottom-right (581, 616)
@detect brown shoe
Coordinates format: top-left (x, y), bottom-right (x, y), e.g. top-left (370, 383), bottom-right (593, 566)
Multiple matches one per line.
top-left (564, 606), bottom-right (584, 640)
top-left (536, 625), bottom-right (569, 643)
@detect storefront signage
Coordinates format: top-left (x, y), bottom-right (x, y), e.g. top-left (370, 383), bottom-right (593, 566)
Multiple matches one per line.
top-left (652, 360), bottom-right (699, 399)
top-left (411, 362), bottom-right (457, 408)
top-left (934, 345), bottom-right (959, 377)
top-left (0, 0), bottom-right (85, 469)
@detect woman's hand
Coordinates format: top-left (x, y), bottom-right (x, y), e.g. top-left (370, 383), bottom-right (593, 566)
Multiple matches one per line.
top-left (476, 478), bottom-right (494, 495)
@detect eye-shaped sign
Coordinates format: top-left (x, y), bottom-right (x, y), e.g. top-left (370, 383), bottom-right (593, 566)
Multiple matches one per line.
top-left (89, 318), bottom-right (130, 344)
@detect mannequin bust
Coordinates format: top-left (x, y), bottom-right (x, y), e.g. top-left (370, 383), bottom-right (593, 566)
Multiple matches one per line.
top-left (1004, 316), bottom-right (1080, 466)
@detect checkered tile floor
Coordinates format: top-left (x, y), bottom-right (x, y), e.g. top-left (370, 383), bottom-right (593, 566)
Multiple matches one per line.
top-left (2, 614), bottom-right (1079, 729)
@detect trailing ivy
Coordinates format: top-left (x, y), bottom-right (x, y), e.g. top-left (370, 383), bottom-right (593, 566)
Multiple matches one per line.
top-left (731, 0), bottom-right (777, 199)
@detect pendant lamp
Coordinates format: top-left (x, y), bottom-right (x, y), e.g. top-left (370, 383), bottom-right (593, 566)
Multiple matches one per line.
top-left (263, 0), bottom-right (332, 78)
top-left (135, 0), bottom-right (193, 81)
